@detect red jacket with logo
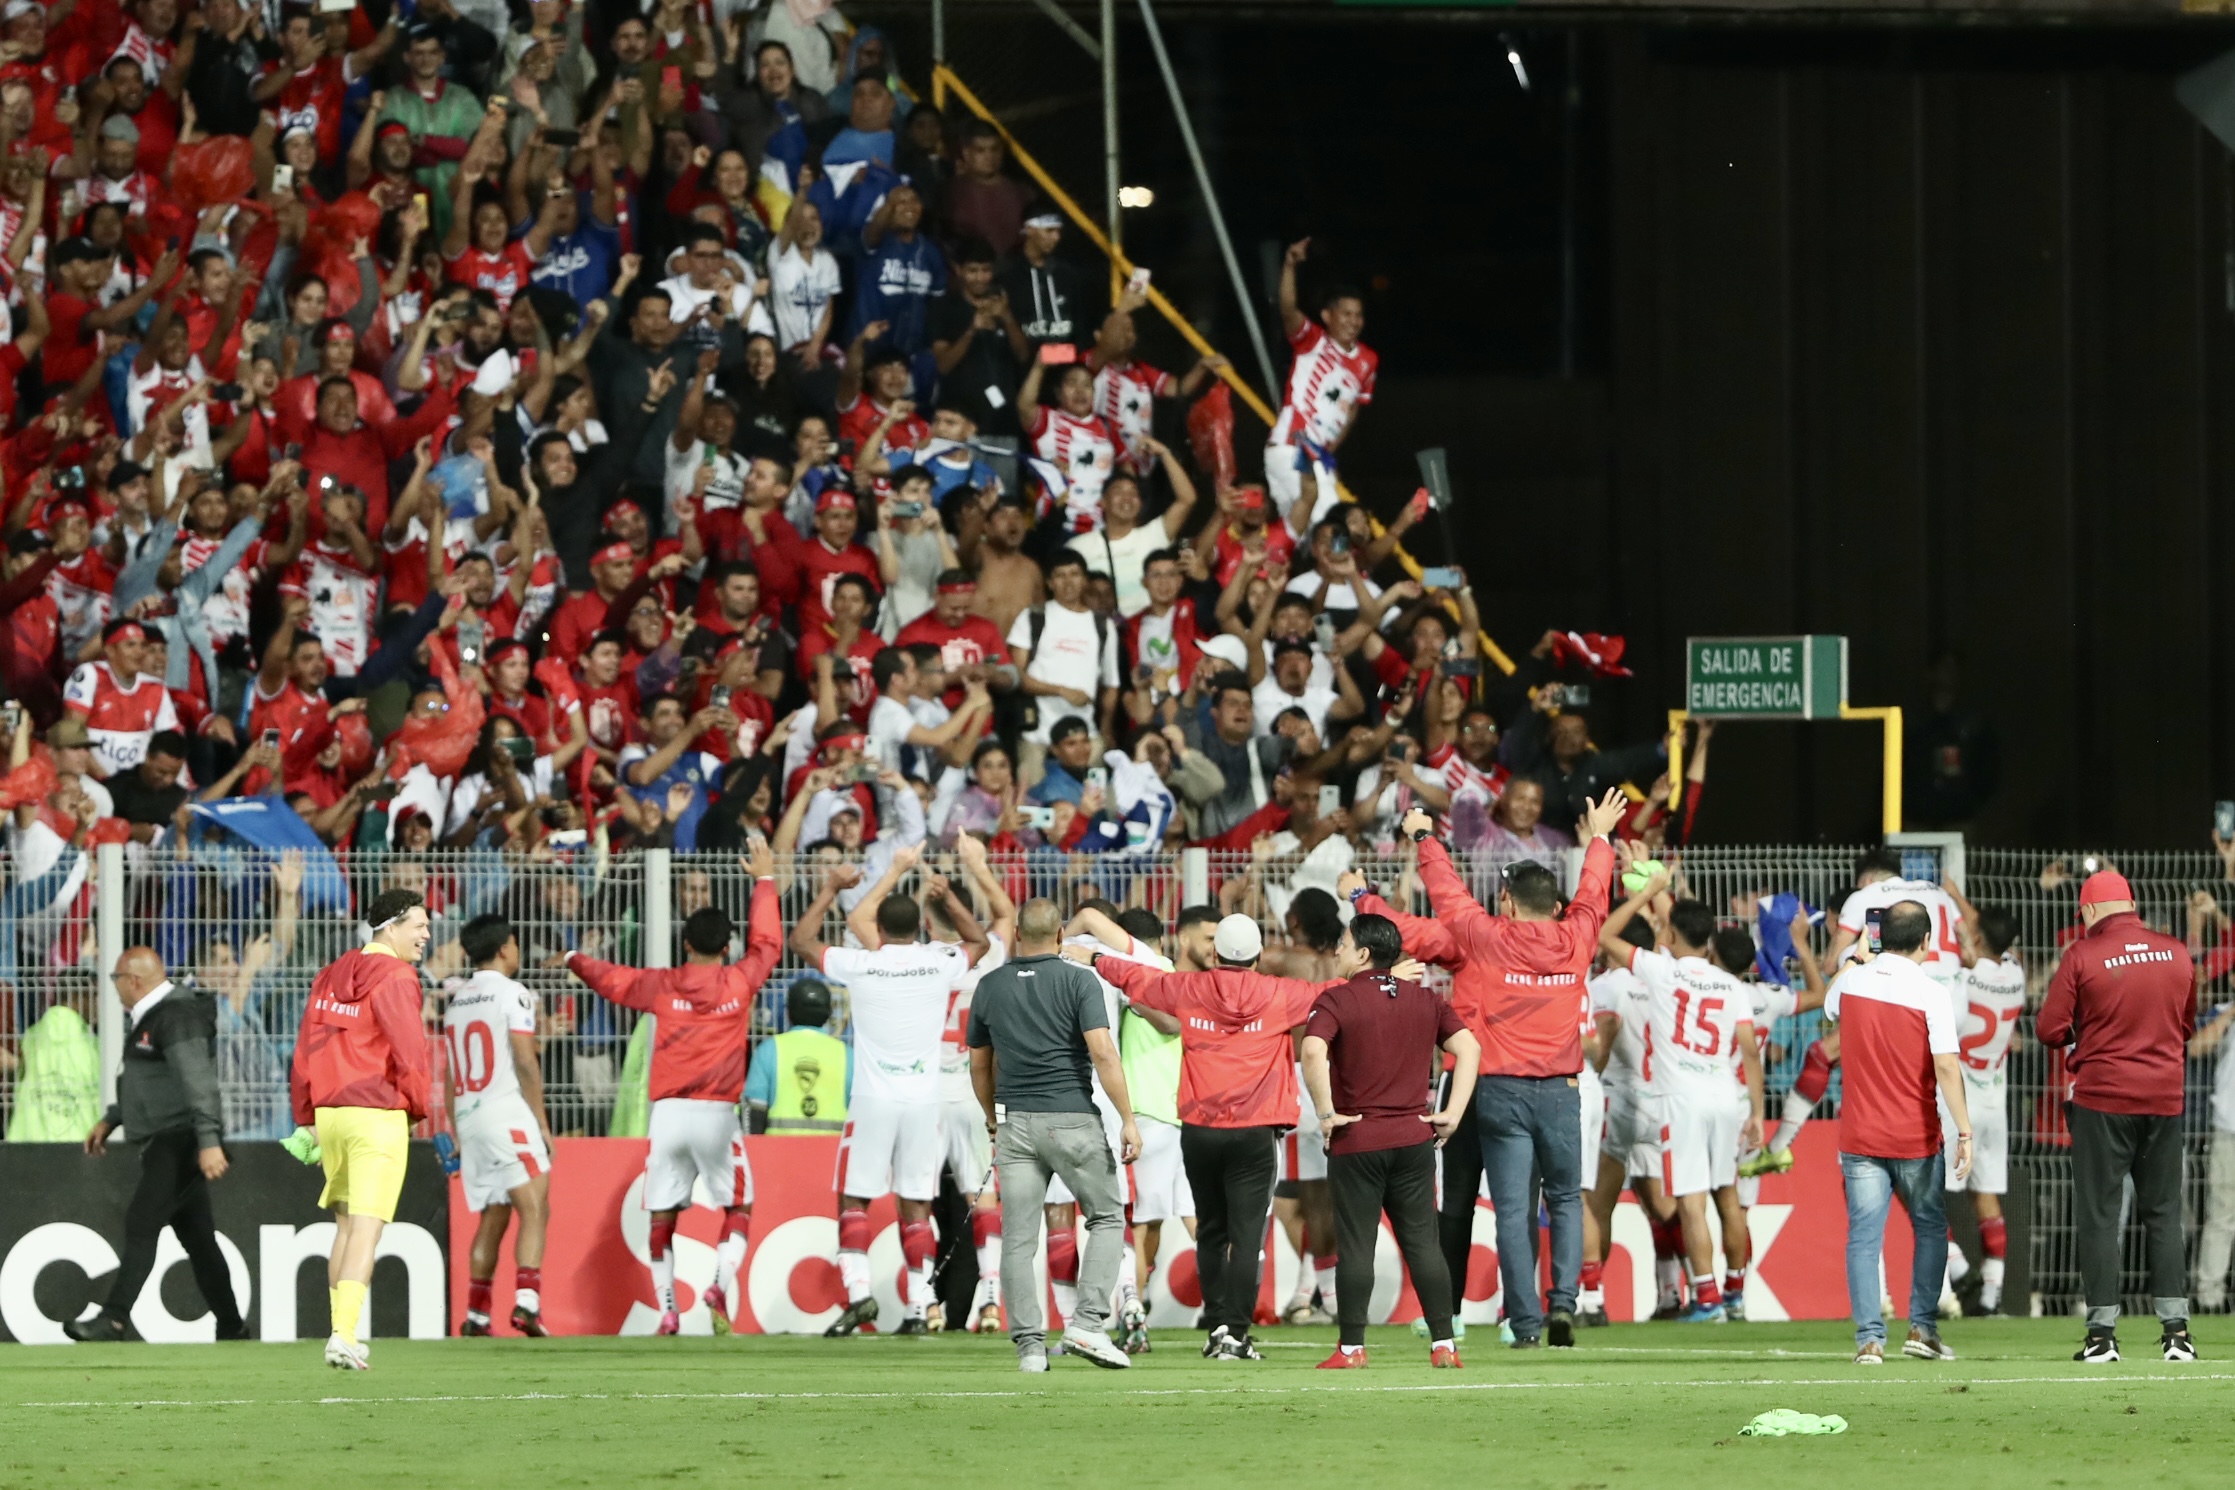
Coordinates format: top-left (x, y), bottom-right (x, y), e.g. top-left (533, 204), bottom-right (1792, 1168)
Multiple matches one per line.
top-left (564, 879), bottom-right (781, 1103)
top-left (1098, 957), bottom-right (1336, 1128)
top-left (2037, 911), bottom-right (2196, 1117)
top-left (1417, 834), bottom-right (1613, 1077)
top-left (290, 944), bottom-right (431, 1124)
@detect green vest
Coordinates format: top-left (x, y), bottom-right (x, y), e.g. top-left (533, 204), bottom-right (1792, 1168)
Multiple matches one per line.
top-left (1120, 1008), bottom-right (1182, 1127)
top-left (607, 1016), bottom-right (654, 1139)
top-left (766, 1028), bottom-right (849, 1133)
top-left (6, 1004), bottom-right (102, 1142)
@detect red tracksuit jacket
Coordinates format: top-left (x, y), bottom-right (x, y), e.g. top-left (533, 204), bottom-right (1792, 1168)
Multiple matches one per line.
top-left (1097, 956), bottom-right (1338, 1129)
top-left (291, 944), bottom-right (432, 1124)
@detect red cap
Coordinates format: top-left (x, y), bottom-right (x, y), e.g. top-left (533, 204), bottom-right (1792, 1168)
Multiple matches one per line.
top-left (593, 541), bottom-right (635, 568)
top-left (816, 489), bottom-right (857, 514)
top-left (2078, 870), bottom-right (2134, 908)
top-left (1233, 485), bottom-right (1267, 510)
top-left (605, 499), bottom-right (643, 525)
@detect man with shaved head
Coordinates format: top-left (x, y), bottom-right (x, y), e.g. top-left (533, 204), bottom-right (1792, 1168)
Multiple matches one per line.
top-left (69, 948), bottom-right (247, 1342)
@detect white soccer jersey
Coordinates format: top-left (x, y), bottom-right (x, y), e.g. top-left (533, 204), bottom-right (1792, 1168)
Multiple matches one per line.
top-left (1629, 947), bottom-right (1754, 1102)
top-left (443, 969), bottom-right (537, 1119)
top-left (939, 932), bottom-right (1007, 1103)
top-left (178, 533), bottom-right (270, 648)
top-left (1030, 404), bottom-right (1118, 532)
top-left (1268, 320), bottom-right (1378, 452)
top-left (1732, 979), bottom-right (1797, 1089)
top-left (293, 540), bottom-right (378, 678)
top-left (1838, 877), bottom-right (1966, 984)
top-left (1591, 964), bottom-right (1650, 1091)
top-left (63, 662), bottom-right (178, 778)
top-left (822, 940), bottom-right (971, 1105)
top-left (1955, 955), bottom-right (2027, 1088)
top-left (1091, 360), bottom-right (1173, 474)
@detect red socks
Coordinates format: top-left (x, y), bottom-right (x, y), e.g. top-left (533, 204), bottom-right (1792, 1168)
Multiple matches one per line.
top-left (649, 1214), bottom-right (677, 1260)
top-left (1579, 1259), bottom-right (1605, 1291)
top-left (467, 1277), bottom-right (492, 1316)
top-left (899, 1220), bottom-right (934, 1271)
top-left (514, 1266), bottom-right (540, 1297)
top-left (1047, 1228), bottom-right (1080, 1284)
top-left (972, 1209), bottom-right (1001, 1247)
top-left (1979, 1215), bottom-right (2008, 1259)
top-left (1650, 1212), bottom-right (1683, 1260)
top-left (1794, 1041), bottom-right (1833, 1103)
top-left (722, 1209), bottom-right (752, 1243)
top-left (1691, 1274), bottom-right (1723, 1308)
top-left (838, 1210), bottom-right (872, 1254)
top-left (1722, 1271), bottom-right (1745, 1295)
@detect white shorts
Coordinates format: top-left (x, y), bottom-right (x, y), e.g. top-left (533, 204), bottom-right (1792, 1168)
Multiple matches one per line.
top-left (1129, 1116), bottom-right (1193, 1222)
top-left (645, 1098), bottom-right (750, 1212)
top-left (1945, 1082), bottom-right (2009, 1195)
top-left (1658, 1091), bottom-right (1739, 1198)
top-left (838, 1094), bottom-right (943, 1203)
top-left (1602, 1080), bottom-right (1659, 1179)
top-left (1733, 1088), bottom-right (1760, 1208)
top-left (1578, 1065), bottom-right (1605, 1184)
top-left (456, 1095), bottom-right (550, 1213)
top-left (1047, 1094), bottom-right (1122, 1207)
top-left (1261, 439), bottom-right (1339, 525)
top-left (941, 1097), bottom-right (992, 1197)
top-left (1279, 1075), bottom-right (1328, 1184)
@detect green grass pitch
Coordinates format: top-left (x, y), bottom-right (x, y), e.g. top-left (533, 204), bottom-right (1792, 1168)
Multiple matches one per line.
top-left (3, 1320), bottom-right (2229, 1488)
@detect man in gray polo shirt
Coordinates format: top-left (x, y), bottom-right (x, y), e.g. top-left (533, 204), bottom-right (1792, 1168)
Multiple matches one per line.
top-left (969, 897), bottom-right (1142, 1372)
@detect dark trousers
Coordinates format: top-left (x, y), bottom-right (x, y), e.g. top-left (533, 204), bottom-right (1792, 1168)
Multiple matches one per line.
top-left (103, 1129), bottom-right (245, 1335)
top-left (1330, 1140), bottom-right (1452, 1347)
top-left (2069, 1102), bottom-right (2188, 1331)
top-left (1475, 1074), bottom-right (1583, 1339)
top-left (1437, 1096), bottom-right (1484, 1308)
top-left (1180, 1123), bottom-right (1278, 1336)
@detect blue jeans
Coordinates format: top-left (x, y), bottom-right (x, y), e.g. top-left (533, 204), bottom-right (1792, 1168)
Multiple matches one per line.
top-left (1474, 1075), bottom-right (1584, 1338)
top-left (1840, 1150), bottom-right (1948, 1346)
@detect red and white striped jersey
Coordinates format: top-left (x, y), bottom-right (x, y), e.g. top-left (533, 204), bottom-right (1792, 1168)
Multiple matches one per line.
top-left (1092, 359), bottom-right (1174, 475)
top-left (83, 169), bottom-right (160, 221)
top-left (63, 661), bottom-right (179, 777)
top-left (127, 356), bottom-right (211, 466)
top-left (1424, 741), bottom-right (1509, 809)
top-left (1029, 404), bottom-right (1119, 533)
top-left (281, 539), bottom-right (379, 678)
top-left (46, 551), bottom-right (116, 663)
top-left (1269, 321), bottom-right (1377, 451)
top-left (178, 533), bottom-right (270, 647)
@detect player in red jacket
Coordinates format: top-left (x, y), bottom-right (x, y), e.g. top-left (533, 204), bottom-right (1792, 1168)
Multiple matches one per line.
top-left (563, 836), bottom-right (782, 1335)
top-left (290, 887), bottom-right (433, 1371)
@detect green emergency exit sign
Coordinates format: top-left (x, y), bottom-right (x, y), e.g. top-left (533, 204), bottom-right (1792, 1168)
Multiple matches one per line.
top-left (1685, 636), bottom-right (1847, 720)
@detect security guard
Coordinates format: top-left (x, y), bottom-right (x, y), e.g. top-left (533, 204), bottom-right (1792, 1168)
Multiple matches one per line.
top-left (747, 979), bottom-right (852, 1134)
top-left (68, 946), bottom-right (249, 1342)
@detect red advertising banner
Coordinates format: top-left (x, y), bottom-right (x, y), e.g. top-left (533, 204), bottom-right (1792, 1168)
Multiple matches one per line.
top-left (451, 1127), bottom-right (1885, 1334)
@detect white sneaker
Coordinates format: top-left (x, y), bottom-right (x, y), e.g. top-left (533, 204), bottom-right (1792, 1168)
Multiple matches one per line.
top-left (1060, 1326), bottom-right (1132, 1369)
top-left (1018, 1346), bottom-right (1048, 1373)
top-left (324, 1334), bottom-right (369, 1371)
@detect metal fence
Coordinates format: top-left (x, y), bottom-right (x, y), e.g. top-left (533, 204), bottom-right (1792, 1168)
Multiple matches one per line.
top-left (7, 834), bottom-right (2234, 1318)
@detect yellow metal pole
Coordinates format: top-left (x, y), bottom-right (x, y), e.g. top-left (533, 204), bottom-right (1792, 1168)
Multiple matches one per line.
top-left (1840, 705), bottom-right (1904, 837)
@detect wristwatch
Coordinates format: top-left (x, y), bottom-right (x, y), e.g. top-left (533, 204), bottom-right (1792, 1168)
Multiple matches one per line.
top-left (1409, 822), bottom-right (1433, 844)
top-left (1346, 886), bottom-right (1369, 906)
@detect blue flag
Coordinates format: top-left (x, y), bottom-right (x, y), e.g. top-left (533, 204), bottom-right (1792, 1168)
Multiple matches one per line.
top-left (1755, 891), bottom-right (1822, 985)
top-left (189, 797), bottom-right (352, 914)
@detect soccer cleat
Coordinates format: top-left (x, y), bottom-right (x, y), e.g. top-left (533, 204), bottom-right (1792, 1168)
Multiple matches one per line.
top-left (655, 1309), bottom-right (682, 1336)
top-left (1018, 1346), bottom-right (1048, 1373)
top-left (1580, 1306), bottom-right (1610, 1329)
top-left (1203, 1327), bottom-right (1233, 1358)
top-left (1061, 1326), bottom-right (1132, 1369)
top-left (2074, 1333), bottom-right (2120, 1364)
top-left (1902, 1327), bottom-right (1954, 1361)
top-left (1214, 1332), bottom-right (1265, 1361)
top-left (924, 1302), bottom-right (946, 1333)
top-left (1737, 1146), bottom-right (1794, 1179)
top-left (1315, 1347), bottom-right (1368, 1369)
top-left (1677, 1301), bottom-right (1726, 1324)
top-left (704, 1285), bottom-right (731, 1337)
top-left (1498, 1319), bottom-right (1517, 1345)
top-left (1430, 1344), bottom-right (1463, 1369)
top-left (459, 1315), bottom-right (491, 1337)
top-left (823, 1298), bottom-right (879, 1338)
top-left (510, 1307), bottom-right (550, 1338)
top-left (1722, 1291), bottom-right (1747, 1323)
top-left (896, 1317), bottom-right (933, 1336)
top-left (1120, 1300), bottom-right (1150, 1355)
top-left (1853, 1341), bottom-right (1884, 1367)
top-left (324, 1333), bottom-right (370, 1371)
top-left (63, 1316), bottom-right (127, 1344)
top-left (1649, 1300), bottom-right (1683, 1322)
top-left (1547, 1310), bottom-right (1576, 1349)
top-left (972, 1303), bottom-right (1003, 1335)
top-left (2163, 1330), bottom-right (2198, 1363)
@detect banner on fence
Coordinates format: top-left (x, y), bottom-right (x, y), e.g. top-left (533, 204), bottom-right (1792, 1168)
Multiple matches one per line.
top-left (451, 1127), bottom-right (1883, 1334)
top-left (0, 1141), bottom-right (450, 1344)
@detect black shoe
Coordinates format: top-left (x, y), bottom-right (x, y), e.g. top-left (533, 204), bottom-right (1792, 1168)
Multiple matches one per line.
top-left (1215, 1332), bottom-right (1264, 1361)
top-left (63, 1315), bottom-right (126, 1344)
top-left (215, 1321), bottom-right (252, 1342)
top-left (1547, 1310), bottom-right (1576, 1349)
top-left (895, 1317), bottom-right (932, 1336)
top-left (2163, 1329), bottom-right (2199, 1363)
top-left (1510, 1335), bottom-right (1543, 1350)
top-left (460, 1316), bottom-right (491, 1337)
top-left (510, 1307), bottom-right (550, 1338)
top-left (2074, 1332), bottom-right (2120, 1363)
top-left (823, 1297), bottom-right (880, 1338)
top-left (1580, 1307), bottom-right (1610, 1328)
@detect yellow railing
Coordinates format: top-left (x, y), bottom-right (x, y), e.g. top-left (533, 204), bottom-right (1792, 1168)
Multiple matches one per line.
top-left (932, 63), bottom-right (1516, 676)
top-left (1665, 706), bottom-right (1904, 835)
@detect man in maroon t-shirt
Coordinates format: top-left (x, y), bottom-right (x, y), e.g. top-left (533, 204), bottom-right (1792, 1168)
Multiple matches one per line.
top-left (1301, 913), bottom-right (1479, 1371)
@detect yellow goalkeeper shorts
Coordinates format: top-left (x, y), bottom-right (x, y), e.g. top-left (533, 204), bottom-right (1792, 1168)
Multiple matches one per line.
top-left (314, 1107), bottom-right (410, 1222)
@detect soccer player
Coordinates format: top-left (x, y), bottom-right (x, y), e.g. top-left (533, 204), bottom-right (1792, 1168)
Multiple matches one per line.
top-left (791, 842), bottom-right (982, 1336)
top-left (1601, 886), bottom-right (1764, 1324)
top-left (444, 914), bottom-right (554, 1337)
top-left (565, 838), bottom-right (782, 1335)
top-left (931, 833), bottom-right (1016, 1332)
top-left (1260, 889), bottom-right (1344, 1327)
top-left (1940, 904), bottom-right (2026, 1314)
top-left (291, 888), bottom-right (433, 1371)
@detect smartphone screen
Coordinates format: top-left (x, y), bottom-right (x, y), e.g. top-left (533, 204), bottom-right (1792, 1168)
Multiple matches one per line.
top-left (1038, 342), bottom-right (1078, 366)
top-left (2217, 801), bottom-right (2235, 840)
top-left (1317, 784), bottom-right (1342, 817)
top-left (661, 65), bottom-right (683, 91)
top-left (1864, 907), bottom-right (1884, 953)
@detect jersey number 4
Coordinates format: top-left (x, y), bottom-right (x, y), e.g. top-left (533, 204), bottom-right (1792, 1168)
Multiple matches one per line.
top-left (447, 1022), bottom-right (498, 1093)
top-left (1670, 988), bottom-right (1724, 1056)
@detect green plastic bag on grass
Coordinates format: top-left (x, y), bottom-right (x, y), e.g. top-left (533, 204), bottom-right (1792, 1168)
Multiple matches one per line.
top-left (1739, 1410), bottom-right (1848, 1437)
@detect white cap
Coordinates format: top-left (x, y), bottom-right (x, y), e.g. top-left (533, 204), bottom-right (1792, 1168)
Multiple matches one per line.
top-left (1196, 633), bottom-right (1248, 674)
top-left (1213, 914), bottom-right (1263, 964)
